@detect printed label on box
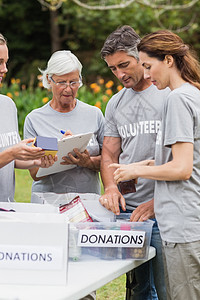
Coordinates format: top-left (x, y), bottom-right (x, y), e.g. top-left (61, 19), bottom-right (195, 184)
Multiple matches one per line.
top-left (77, 230), bottom-right (146, 248)
top-left (0, 245), bottom-right (63, 270)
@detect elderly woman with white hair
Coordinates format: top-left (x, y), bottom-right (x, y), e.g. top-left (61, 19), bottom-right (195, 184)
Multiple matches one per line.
top-left (24, 50), bottom-right (104, 198)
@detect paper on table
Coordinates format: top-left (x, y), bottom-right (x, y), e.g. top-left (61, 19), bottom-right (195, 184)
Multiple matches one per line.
top-left (36, 132), bottom-right (93, 177)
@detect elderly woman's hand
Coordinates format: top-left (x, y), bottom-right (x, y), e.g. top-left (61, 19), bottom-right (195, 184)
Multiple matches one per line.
top-left (61, 130), bottom-right (73, 139)
top-left (61, 148), bottom-right (92, 168)
top-left (34, 154), bottom-right (58, 168)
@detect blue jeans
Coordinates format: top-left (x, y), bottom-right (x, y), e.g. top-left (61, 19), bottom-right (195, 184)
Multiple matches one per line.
top-left (122, 211), bottom-right (167, 300)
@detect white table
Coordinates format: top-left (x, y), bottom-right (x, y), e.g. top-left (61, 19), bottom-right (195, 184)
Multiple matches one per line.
top-left (0, 246), bottom-right (155, 300)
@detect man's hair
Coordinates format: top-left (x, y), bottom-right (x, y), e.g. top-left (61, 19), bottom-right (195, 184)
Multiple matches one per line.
top-left (0, 33), bottom-right (7, 45)
top-left (101, 25), bottom-right (141, 61)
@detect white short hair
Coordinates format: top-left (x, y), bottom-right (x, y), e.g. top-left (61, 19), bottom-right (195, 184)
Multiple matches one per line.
top-left (40, 50), bottom-right (82, 89)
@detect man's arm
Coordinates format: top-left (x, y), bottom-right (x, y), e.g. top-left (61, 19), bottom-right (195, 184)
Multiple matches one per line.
top-left (99, 136), bottom-right (125, 215)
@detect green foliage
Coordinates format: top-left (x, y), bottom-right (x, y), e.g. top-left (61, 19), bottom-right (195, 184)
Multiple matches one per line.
top-left (1, 77), bottom-right (122, 138)
top-left (60, 1), bottom-right (159, 81)
top-left (0, 0), bottom-right (200, 88)
top-left (78, 78), bottom-right (123, 114)
top-left (1, 79), bottom-right (51, 137)
top-left (0, 0), bottom-right (51, 84)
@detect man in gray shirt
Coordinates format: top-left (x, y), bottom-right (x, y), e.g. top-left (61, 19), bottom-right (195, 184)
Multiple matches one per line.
top-left (100, 26), bottom-right (169, 300)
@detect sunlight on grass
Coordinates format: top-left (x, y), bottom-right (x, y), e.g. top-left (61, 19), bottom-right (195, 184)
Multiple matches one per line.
top-left (97, 274), bottom-right (126, 299)
top-left (14, 169), bottom-right (33, 202)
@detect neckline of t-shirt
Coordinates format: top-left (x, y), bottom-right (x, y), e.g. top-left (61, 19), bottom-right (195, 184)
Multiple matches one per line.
top-left (169, 82), bottom-right (191, 94)
top-left (178, 82), bottom-right (190, 88)
top-left (47, 98), bottom-right (79, 115)
top-left (129, 84), bottom-right (155, 95)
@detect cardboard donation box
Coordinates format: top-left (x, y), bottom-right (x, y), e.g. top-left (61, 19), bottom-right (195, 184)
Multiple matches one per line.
top-left (0, 203), bottom-right (68, 285)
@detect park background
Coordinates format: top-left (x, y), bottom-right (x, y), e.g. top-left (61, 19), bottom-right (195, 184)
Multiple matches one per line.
top-left (1, 0), bottom-right (200, 298)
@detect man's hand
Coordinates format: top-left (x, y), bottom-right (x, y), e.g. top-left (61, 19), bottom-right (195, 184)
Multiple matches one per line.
top-left (130, 199), bottom-right (155, 222)
top-left (99, 186), bottom-right (126, 215)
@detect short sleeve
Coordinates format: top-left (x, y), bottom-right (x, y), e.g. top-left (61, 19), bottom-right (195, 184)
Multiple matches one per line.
top-left (23, 114), bottom-right (38, 139)
top-left (104, 97), bottom-right (120, 137)
top-left (164, 92), bottom-right (194, 147)
top-left (96, 108), bottom-right (105, 149)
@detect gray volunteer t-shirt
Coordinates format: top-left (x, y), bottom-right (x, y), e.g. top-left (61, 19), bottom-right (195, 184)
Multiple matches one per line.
top-left (155, 83), bottom-right (200, 243)
top-left (24, 99), bottom-right (104, 198)
top-left (0, 95), bottom-right (20, 202)
top-left (104, 84), bottom-right (169, 210)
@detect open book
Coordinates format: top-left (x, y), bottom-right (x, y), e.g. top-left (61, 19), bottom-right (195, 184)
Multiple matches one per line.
top-left (36, 132), bottom-right (93, 177)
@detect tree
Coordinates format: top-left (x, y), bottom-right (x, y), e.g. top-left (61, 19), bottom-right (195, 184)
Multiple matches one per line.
top-left (37, 0), bottom-right (200, 33)
top-left (36, 0), bottom-right (200, 83)
top-left (0, 0), bottom-right (200, 85)
top-left (0, 0), bottom-right (51, 84)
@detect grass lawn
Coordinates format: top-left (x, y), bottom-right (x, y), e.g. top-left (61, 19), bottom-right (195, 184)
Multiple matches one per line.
top-left (14, 169), bottom-right (32, 203)
top-left (14, 168), bottom-right (126, 299)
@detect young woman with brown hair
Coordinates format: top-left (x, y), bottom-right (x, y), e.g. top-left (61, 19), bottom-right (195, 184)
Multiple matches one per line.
top-left (110, 30), bottom-right (200, 299)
